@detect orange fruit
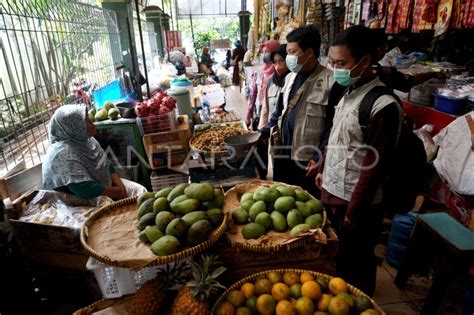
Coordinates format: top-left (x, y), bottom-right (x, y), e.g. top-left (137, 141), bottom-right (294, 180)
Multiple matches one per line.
top-left (271, 282), bottom-right (291, 301)
top-left (216, 301), bottom-right (236, 315)
top-left (255, 278), bottom-right (273, 295)
top-left (256, 294), bottom-right (276, 315)
top-left (267, 271), bottom-right (283, 284)
top-left (294, 297), bottom-right (315, 315)
top-left (283, 271), bottom-right (300, 286)
top-left (240, 283), bottom-right (255, 298)
top-left (301, 280), bottom-right (321, 300)
top-left (328, 277), bottom-right (348, 295)
top-left (337, 292), bottom-right (355, 309)
top-left (276, 300), bottom-right (297, 315)
top-left (236, 307), bottom-right (252, 315)
top-left (317, 294), bottom-right (332, 311)
top-left (226, 290), bottom-right (245, 307)
top-left (328, 296), bottom-right (350, 315)
top-left (300, 271), bottom-right (314, 283)
top-left (289, 283), bottom-right (302, 299)
top-left (314, 312), bottom-right (330, 315)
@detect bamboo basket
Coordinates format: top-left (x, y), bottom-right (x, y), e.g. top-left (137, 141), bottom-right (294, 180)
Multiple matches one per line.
top-left (223, 180), bottom-right (328, 253)
top-left (80, 196), bottom-right (228, 268)
top-left (211, 268), bottom-right (385, 314)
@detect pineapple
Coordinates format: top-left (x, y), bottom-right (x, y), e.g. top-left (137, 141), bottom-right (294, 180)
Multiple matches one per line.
top-left (171, 254), bottom-right (227, 315)
top-left (130, 260), bottom-right (190, 315)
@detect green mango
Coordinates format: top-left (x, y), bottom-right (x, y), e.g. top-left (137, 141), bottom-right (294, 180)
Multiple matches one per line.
top-left (255, 212), bottom-right (271, 229)
top-left (270, 211), bottom-right (287, 232)
top-left (305, 213), bottom-right (323, 229)
top-left (249, 200), bottom-right (266, 221)
top-left (287, 209), bottom-right (304, 229)
top-left (171, 199), bottom-right (200, 215)
top-left (295, 189), bottom-right (310, 202)
top-left (137, 212), bottom-right (156, 230)
top-left (187, 220), bottom-right (213, 246)
top-left (207, 208), bottom-right (223, 226)
top-left (167, 183), bottom-right (189, 202)
top-left (170, 195), bottom-right (189, 207)
top-left (137, 198), bottom-right (155, 219)
top-left (151, 235), bottom-right (180, 256)
top-left (290, 224), bottom-right (311, 237)
top-left (240, 192), bottom-right (254, 203)
top-left (232, 207), bottom-right (249, 224)
top-left (137, 192), bottom-right (155, 206)
top-left (274, 196), bottom-right (295, 213)
top-left (145, 226), bottom-right (164, 243)
top-left (154, 187), bottom-right (173, 198)
top-left (240, 199), bottom-right (255, 212)
top-left (165, 218), bottom-right (188, 239)
top-left (306, 199), bottom-right (323, 214)
top-left (276, 185), bottom-right (296, 197)
top-left (295, 201), bottom-right (312, 218)
top-left (241, 223), bottom-right (266, 240)
top-left (182, 211), bottom-right (208, 227)
top-left (155, 211), bottom-right (175, 232)
top-left (153, 197), bottom-right (169, 214)
top-left (184, 183), bottom-right (215, 202)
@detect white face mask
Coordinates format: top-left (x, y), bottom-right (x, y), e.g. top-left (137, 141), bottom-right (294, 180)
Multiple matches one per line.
top-left (285, 53), bottom-right (310, 73)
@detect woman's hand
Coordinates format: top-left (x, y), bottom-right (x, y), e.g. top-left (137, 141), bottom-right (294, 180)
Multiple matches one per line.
top-left (306, 159), bottom-right (318, 178)
top-left (111, 173), bottom-right (127, 196)
top-left (315, 173), bottom-right (323, 189)
top-left (103, 186), bottom-right (127, 199)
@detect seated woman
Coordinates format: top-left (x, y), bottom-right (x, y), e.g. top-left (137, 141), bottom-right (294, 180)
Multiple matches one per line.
top-left (42, 105), bottom-right (147, 200)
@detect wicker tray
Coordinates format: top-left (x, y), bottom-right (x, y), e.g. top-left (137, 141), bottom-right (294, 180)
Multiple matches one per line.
top-left (223, 180), bottom-right (328, 253)
top-left (80, 197), bottom-right (228, 269)
top-left (211, 268), bottom-right (385, 315)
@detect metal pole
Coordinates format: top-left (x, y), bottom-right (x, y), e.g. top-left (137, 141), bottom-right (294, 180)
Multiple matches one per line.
top-left (189, 14), bottom-right (196, 56)
top-left (135, 0), bottom-right (150, 98)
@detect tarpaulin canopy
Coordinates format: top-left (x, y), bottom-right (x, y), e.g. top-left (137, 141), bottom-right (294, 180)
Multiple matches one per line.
top-left (176, 0), bottom-right (246, 18)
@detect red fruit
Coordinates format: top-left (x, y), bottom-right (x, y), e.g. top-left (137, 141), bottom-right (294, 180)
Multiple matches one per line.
top-left (149, 106), bottom-right (161, 116)
top-left (162, 96), bottom-right (176, 110)
top-left (159, 106), bottom-right (170, 114)
top-left (134, 102), bottom-right (149, 117)
top-left (153, 91), bottom-right (167, 104)
top-left (147, 98), bottom-right (160, 109)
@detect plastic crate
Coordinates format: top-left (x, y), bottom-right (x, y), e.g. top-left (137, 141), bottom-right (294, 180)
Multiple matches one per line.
top-left (136, 110), bottom-right (177, 135)
top-left (86, 257), bottom-right (159, 298)
top-left (150, 172), bottom-right (189, 192)
top-left (434, 94), bottom-right (465, 115)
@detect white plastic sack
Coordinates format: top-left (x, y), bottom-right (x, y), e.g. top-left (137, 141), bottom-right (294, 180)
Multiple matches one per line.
top-left (433, 112), bottom-right (474, 196)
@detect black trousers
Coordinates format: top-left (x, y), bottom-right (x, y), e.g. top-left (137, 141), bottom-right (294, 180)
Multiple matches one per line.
top-left (325, 203), bottom-right (384, 297)
top-left (272, 157), bottom-right (320, 199)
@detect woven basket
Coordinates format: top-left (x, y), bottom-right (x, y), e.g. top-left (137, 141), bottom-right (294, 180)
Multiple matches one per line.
top-left (223, 180), bottom-right (328, 253)
top-left (80, 196), bottom-right (228, 268)
top-left (211, 268), bottom-right (385, 314)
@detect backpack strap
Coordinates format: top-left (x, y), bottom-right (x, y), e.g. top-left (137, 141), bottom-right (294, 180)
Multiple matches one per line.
top-left (359, 85), bottom-right (402, 141)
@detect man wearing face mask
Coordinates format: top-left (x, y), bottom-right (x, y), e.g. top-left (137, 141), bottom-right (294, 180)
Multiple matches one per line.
top-left (260, 26), bottom-right (333, 196)
top-left (315, 26), bottom-right (402, 296)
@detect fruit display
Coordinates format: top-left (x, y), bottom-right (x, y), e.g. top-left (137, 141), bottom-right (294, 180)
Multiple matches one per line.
top-left (134, 90), bottom-right (177, 118)
top-left (89, 101), bottom-right (121, 122)
top-left (136, 182), bottom-right (225, 256)
top-left (171, 254), bottom-right (227, 315)
top-left (213, 269), bottom-right (382, 315)
top-left (190, 124), bottom-right (250, 153)
top-left (228, 182), bottom-right (325, 241)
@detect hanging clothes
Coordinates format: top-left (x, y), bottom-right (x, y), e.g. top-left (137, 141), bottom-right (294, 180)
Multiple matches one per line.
top-left (434, 0), bottom-right (453, 36)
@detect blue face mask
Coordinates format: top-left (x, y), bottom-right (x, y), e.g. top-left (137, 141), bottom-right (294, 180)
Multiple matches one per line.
top-left (333, 58), bottom-right (365, 86)
top-left (286, 53), bottom-right (309, 73)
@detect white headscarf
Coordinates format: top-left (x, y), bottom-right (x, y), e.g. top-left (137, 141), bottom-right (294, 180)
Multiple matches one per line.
top-left (42, 105), bottom-right (112, 190)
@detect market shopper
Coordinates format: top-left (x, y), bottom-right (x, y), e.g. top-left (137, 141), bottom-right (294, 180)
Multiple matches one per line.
top-left (316, 26), bottom-right (403, 296)
top-left (260, 26), bottom-right (334, 197)
top-left (373, 30), bottom-right (446, 92)
top-left (199, 47), bottom-right (215, 75)
top-left (231, 40), bottom-right (246, 86)
top-left (247, 43), bottom-right (290, 179)
top-left (43, 105), bottom-right (147, 200)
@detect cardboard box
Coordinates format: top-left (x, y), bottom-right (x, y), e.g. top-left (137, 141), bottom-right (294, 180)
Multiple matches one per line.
top-left (142, 116), bottom-right (191, 169)
top-left (8, 191), bottom-right (88, 270)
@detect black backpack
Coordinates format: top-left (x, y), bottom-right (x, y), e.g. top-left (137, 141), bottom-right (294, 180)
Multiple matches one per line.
top-left (359, 86), bottom-right (427, 215)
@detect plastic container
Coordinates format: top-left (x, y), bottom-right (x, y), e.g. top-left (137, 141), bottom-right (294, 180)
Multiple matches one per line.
top-left (86, 257), bottom-right (159, 298)
top-left (136, 110), bottom-right (177, 135)
top-left (434, 94), bottom-right (466, 115)
top-left (93, 80), bottom-right (130, 109)
top-left (170, 78), bottom-right (194, 102)
top-left (168, 88), bottom-right (193, 119)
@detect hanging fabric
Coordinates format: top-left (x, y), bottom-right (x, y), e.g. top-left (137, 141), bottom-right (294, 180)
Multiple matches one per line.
top-left (463, 0), bottom-right (474, 27)
top-left (385, 0), bottom-right (398, 33)
top-left (422, 0), bottom-right (440, 23)
top-left (397, 0), bottom-right (413, 30)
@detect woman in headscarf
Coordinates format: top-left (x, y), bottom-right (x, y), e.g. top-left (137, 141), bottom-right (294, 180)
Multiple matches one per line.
top-left (246, 42), bottom-right (290, 179)
top-left (231, 40), bottom-right (246, 86)
top-left (42, 105), bottom-right (147, 200)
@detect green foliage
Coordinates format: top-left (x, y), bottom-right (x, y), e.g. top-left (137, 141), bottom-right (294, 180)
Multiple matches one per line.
top-left (194, 30), bottom-right (221, 53)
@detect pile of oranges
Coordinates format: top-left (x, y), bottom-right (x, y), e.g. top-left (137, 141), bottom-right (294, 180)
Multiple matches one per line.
top-left (215, 271), bottom-right (381, 315)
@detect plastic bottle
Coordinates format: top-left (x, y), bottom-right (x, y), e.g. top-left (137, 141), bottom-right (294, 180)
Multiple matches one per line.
top-left (201, 99), bottom-right (210, 123)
